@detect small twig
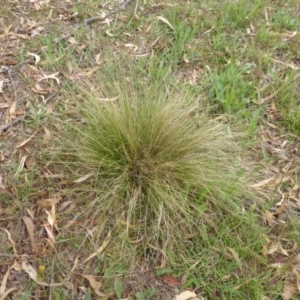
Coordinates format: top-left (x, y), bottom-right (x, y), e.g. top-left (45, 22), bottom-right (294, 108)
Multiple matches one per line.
top-left (53, 0), bottom-right (132, 43)
top-left (2, 66), bottom-right (17, 101)
top-left (44, 93), bottom-right (57, 104)
top-left (84, 0), bottom-right (131, 25)
top-left (0, 112), bottom-right (29, 132)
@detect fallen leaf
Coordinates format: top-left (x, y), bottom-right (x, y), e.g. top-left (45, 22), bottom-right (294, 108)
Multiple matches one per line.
top-left (95, 53), bottom-right (104, 65)
top-left (124, 43), bottom-right (138, 52)
top-left (282, 281), bottom-right (297, 300)
top-left (83, 231), bottom-right (111, 264)
top-left (9, 100), bottom-right (17, 116)
top-left (34, 2), bottom-right (41, 10)
top-left (27, 51), bottom-right (40, 65)
top-left (175, 291), bottom-right (197, 300)
top-left (268, 242), bottom-right (279, 255)
top-left (162, 274), bottom-right (181, 286)
top-left (148, 244), bottom-right (168, 269)
top-left (73, 174), bottom-right (93, 183)
top-left (82, 275), bottom-right (106, 297)
top-left (32, 83), bottom-right (48, 94)
top-left (16, 131), bottom-right (37, 148)
top-left (44, 223), bottom-right (55, 249)
top-left (0, 228), bottom-right (17, 255)
top-left (21, 260), bottom-right (65, 287)
top-left (22, 260), bottom-right (37, 281)
top-left (30, 26), bottom-right (44, 37)
top-left (22, 216), bottom-right (37, 253)
top-left (37, 197), bottom-right (61, 207)
top-left (278, 243), bottom-right (289, 256)
top-left (250, 176), bottom-right (277, 188)
top-left (68, 37), bottom-right (77, 44)
top-left (157, 16), bottom-right (174, 30)
top-left (43, 126), bottom-right (51, 144)
top-left (86, 66), bottom-right (100, 77)
top-left (45, 209), bottom-right (55, 227)
top-left (0, 103), bottom-right (10, 108)
top-left (14, 155), bottom-right (28, 177)
top-left (264, 210), bottom-right (274, 226)
top-left (38, 72), bottom-right (60, 85)
top-left (0, 264), bottom-right (17, 300)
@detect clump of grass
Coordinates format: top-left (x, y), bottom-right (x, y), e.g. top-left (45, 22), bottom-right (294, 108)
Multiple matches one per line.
top-left (53, 61), bottom-right (263, 252)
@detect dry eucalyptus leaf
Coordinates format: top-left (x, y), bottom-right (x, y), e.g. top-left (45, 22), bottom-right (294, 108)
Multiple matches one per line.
top-left (157, 16), bottom-right (174, 30)
top-left (83, 231), bottom-right (111, 264)
top-left (16, 131), bottom-right (37, 148)
top-left (22, 216), bottom-right (37, 252)
top-left (73, 174), bottom-right (93, 183)
top-left (0, 264), bottom-right (17, 299)
top-left (82, 275), bottom-right (106, 297)
top-left (0, 228), bottom-right (17, 255)
top-left (175, 291), bottom-right (197, 300)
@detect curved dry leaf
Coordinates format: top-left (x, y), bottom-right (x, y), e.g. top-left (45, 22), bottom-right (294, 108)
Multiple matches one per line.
top-left (22, 216), bottom-right (37, 252)
top-left (124, 43), bottom-right (138, 52)
top-left (38, 72), bottom-right (60, 85)
top-left (129, 236), bottom-right (144, 244)
top-left (250, 176), bottom-right (277, 188)
top-left (73, 174), bottom-right (93, 183)
top-left (45, 209), bottom-right (55, 227)
top-left (82, 275), bottom-right (106, 297)
top-left (0, 264), bottom-right (16, 297)
top-left (21, 260), bottom-right (65, 287)
top-left (16, 131), bottom-right (37, 148)
top-left (83, 231), bottom-right (111, 264)
top-left (157, 16), bottom-right (174, 30)
top-left (27, 51), bottom-right (40, 65)
top-left (0, 288), bottom-right (17, 300)
top-left (148, 244), bottom-right (168, 269)
top-left (22, 261), bottom-right (37, 281)
top-left (175, 291), bottom-right (197, 300)
top-left (0, 228), bottom-right (17, 255)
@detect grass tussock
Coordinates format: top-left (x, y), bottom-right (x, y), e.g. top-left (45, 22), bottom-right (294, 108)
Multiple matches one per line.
top-left (53, 62), bottom-right (264, 254)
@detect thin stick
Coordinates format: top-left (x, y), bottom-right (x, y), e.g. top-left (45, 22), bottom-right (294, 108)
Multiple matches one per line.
top-left (2, 66), bottom-right (17, 101)
top-left (0, 112), bottom-right (29, 132)
top-left (44, 93), bottom-right (57, 104)
top-left (54, 0), bottom-right (132, 44)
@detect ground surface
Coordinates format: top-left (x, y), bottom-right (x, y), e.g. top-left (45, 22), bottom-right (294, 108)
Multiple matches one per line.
top-left (0, 0), bottom-right (300, 299)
